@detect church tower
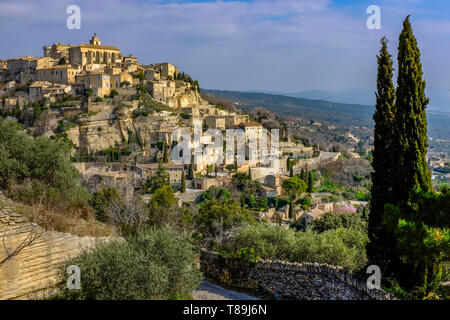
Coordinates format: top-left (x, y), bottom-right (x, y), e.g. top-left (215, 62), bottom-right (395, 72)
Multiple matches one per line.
top-left (89, 33), bottom-right (101, 46)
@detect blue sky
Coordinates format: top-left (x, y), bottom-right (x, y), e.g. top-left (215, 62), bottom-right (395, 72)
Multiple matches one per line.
top-left (1, 0), bottom-right (450, 99)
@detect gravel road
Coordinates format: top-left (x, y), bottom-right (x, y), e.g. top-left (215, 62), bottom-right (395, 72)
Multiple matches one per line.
top-left (192, 280), bottom-right (259, 300)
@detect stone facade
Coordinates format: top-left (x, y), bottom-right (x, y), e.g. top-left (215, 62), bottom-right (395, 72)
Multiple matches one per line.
top-left (36, 65), bottom-right (77, 85)
top-left (200, 250), bottom-right (393, 300)
top-left (68, 35), bottom-right (122, 67)
top-left (155, 62), bottom-right (178, 79)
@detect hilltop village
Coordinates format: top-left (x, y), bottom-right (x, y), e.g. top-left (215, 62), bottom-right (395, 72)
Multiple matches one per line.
top-left (0, 34), bottom-right (360, 226)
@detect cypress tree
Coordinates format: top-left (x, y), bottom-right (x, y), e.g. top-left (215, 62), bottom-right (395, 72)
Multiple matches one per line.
top-left (188, 163), bottom-right (194, 180)
top-left (389, 15), bottom-right (434, 291)
top-left (289, 165), bottom-right (294, 177)
top-left (307, 171), bottom-right (313, 193)
top-left (181, 170), bottom-right (186, 193)
top-left (163, 143), bottom-right (169, 163)
top-left (288, 199), bottom-right (293, 219)
top-left (394, 15), bottom-right (431, 199)
top-left (368, 36), bottom-right (397, 269)
top-left (248, 167), bottom-right (252, 180)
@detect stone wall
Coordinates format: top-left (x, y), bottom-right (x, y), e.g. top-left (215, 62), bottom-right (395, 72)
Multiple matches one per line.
top-left (0, 205), bottom-right (109, 300)
top-left (200, 250), bottom-right (393, 300)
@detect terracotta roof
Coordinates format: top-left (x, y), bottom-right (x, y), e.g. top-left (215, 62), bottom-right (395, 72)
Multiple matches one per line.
top-left (73, 44), bottom-right (120, 51)
top-left (136, 162), bottom-right (183, 170)
top-left (260, 185), bottom-right (276, 192)
top-left (240, 122), bottom-right (263, 127)
top-left (37, 64), bottom-right (75, 70)
top-left (29, 81), bottom-right (53, 87)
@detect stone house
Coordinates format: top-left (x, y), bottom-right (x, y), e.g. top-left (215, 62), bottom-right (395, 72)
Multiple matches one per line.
top-left (84, 72), bottom-right (111, 98)
top-left (240, 122), bottom-right (263, 141)
top-left (155, 62), bottom-right (178, 79)
top-left (260, 185), bottom-right (278, 198)
top-left (110, 71), bottom-right (132, 89)
top-left (29, 81), bottom-right (72, 102)
top-left (147, 80), bottom-right (176, 101)
top-left (193, 176), bottom-right (229, 190)
top-left (36, 65), bottom-right (77, 85)
top-left (144, 68), bottom-right (161, 81)
top-left (135, 162), bottom-right (184, 186)
top-left (225, 114), bottom-right (249, 127)
top-left (204, 115), bottom-right (226, 130)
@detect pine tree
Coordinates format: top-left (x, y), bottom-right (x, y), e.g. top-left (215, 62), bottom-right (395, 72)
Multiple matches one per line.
top-left (394, 15), bottom-right (431, 199)
top-left (368, 36), bottom-right (397, 269)
top-left (181, 170), bottom-right (186, 193)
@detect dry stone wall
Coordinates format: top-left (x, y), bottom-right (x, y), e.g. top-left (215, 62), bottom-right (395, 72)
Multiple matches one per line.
top-left (200, 250), bottom-right (393, 300)
top-left (0, 204), bottom-right (110, 300)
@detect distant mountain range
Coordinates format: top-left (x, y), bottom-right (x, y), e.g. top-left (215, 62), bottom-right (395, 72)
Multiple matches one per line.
top-left (203, 89), bottom-right (450, 140)
top-left (244, 87), bottom-right (450, 114)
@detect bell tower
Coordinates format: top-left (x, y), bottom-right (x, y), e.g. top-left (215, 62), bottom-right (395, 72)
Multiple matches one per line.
top-left (89, 33), bottom-right (101, 46)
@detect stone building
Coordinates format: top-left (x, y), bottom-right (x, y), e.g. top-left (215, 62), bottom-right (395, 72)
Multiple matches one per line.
top-left (28, 81), bottom-right (72, 101)
top-left (121, 54), bottom-right (138, 73)
top-left (144, 67), bottom-right (160, 81)
top-left (240, 122), bottom-right (263, 141)
top-left (147, 80), bottom-right (176, 101)
top-left (204, 115), bottom-right (226, 130)
top-left (43, 43), bottom-right (72, 61)
top-left (110, 71), bottom-right (132, 89)
top-left (225, 114), bottom-right (249, 127)
top-left (84, 72), bottom-right (111, 98)
top-left (135, 162), bottom-right (184, 185)
top-left (68, 34), bottom-right (122, 68)
top-left (36, 65), bottom-right (77, 85)
top-left (5, 56), bottom-right (57, 84)
top-left (155, 62), bottom-right (178, 79)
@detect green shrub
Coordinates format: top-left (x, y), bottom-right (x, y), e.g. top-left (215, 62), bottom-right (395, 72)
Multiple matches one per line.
top-left (89, 187), bottom-right (122, 222)
top-left (310, 212), bottom-right (367, 233)
top-left (0, 120), bottom-right (89, 207)
top-left (194, 199), bottom-right (255, 238)
top-left (53, 227), bottom-right (202, 300)
top-left (219, 223), bottom-right (368, 272)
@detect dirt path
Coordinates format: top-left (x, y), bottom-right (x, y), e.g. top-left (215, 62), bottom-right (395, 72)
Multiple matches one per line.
top-left (192, 280), bottom-right (260, 300)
